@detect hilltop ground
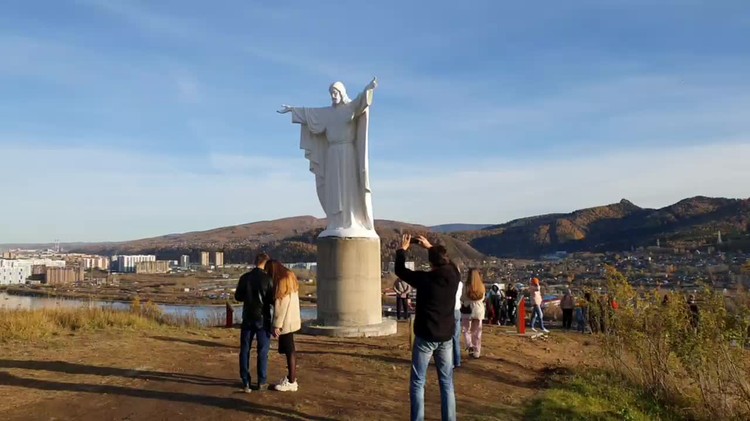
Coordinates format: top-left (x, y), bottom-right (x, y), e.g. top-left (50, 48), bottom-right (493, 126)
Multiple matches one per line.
top-left (0, 323), bottom-right (596, 420)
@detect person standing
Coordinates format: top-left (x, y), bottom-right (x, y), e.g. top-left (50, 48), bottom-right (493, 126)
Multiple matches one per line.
top-left (395, 234), bottom-right (460, 421)
top-left (394, 277), bottom-right (412, 321)
top-left (505, 284), bottom-right (518, 326)
top-left (585, 292), bottom-right (599, 334)
top-left (487, 284), bottom-right (503, 325)
top-left (452, 274), bottom-right (463, 369)
top-left (265, 260), bottom-right (302, 392)
top-left (529, 278), bottom-right (549, 333)
top-left (560, 289), bottom-right (575, 330)
top-left (576, 292), bottom-right (592, 334)
top-left (234, 252), bottom-right (274, 393)
top-left (461, 269), bottom-right (486, 358)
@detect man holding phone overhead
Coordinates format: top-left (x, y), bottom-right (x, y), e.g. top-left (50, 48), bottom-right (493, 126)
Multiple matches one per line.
top-left (395, 234), bottom-right (460, 421)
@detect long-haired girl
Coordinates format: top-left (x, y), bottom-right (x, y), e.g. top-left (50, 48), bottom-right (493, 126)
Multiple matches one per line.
top-left (461, 269), bottom-right (486, 358)
top-left (265, 260), bottom-right (302, 392)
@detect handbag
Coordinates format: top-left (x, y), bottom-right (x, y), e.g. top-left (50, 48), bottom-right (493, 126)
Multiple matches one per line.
top-left (460, 304), bottom-right (471, 315)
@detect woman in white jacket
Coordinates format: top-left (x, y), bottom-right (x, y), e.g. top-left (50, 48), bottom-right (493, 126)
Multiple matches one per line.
top-left (461, 269), bottom-right (486, 359)
top-left (265, 260), bottom-right (302, 392)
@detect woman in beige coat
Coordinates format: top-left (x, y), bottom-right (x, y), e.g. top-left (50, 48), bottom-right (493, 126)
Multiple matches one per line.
top-left (265, 260), bottom-right (302, 392)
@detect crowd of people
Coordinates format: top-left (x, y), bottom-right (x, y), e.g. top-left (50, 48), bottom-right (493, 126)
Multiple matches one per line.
top-left (235, 239), bottom-right (703, 421)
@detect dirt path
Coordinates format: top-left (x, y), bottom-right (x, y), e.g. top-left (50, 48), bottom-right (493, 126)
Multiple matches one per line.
top-left (0, 324), bottom-right (596, 420)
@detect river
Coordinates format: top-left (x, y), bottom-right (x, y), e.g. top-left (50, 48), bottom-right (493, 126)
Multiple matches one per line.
top-left (0, 292), bottom-right (317, 325)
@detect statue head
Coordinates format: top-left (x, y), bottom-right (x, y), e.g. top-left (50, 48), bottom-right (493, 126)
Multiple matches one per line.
top-left (329, 81), bottom-right (351, 106)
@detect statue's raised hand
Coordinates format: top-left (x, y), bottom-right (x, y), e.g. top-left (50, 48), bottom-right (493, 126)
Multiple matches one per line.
top-left (366, 77), bottom-right (378, 91)
top-left (277, 105), bottom-right (293, 114)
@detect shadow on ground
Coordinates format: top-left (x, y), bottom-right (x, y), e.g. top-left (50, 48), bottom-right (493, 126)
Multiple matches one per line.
top-left (0, 359), bottom-right (234, 387)
top-left (150, 335), bottom-right (236, 349)
top-left (0, 371), bottom-right (328, 420)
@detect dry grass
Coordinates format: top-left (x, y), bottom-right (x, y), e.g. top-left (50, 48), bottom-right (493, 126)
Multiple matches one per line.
top-left (0, 298), bottom-right (202, 342)
top-left (0, 307), bottom-right (159, 341)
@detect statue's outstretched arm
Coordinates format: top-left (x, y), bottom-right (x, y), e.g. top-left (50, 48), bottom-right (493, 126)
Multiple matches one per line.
top-left (277, 104), bottom-right (293, 114)
top-left (364, 77), bottom-right (377, 92)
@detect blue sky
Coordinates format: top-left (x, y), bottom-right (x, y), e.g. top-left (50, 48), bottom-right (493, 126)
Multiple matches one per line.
top-left (2, 0), bottom-right (749, 243)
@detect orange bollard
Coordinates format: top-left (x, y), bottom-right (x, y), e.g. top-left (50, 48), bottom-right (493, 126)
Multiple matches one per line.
top-left (516, 299), bottom-right (526, 334)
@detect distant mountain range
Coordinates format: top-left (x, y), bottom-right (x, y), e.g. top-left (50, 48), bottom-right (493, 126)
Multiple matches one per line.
top-left (66, 217), bottom-right (486, 265)
top-left (3, 196), bottom-right (748, 260)
top-left (454, 196), bottom-right (750, 257)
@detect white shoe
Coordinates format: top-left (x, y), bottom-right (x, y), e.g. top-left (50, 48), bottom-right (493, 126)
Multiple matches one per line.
top-left (542, 328), bottom-right (550, 333)
top-left (531, 327), bottom-right (537, 332)
top-left (274, 377), bottom-right (298, 392)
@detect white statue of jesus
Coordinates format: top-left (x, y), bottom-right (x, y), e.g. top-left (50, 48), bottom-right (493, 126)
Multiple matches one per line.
top-left (278, 78), bottom-right (379, 238)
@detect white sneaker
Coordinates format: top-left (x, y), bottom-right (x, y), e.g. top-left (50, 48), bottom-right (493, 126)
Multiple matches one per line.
top-left (274, 377), bottom-right (298, 392)
top-left (542, 328), bottom-right (550, 333)
top-left (531, 327), bottom-right (537, 332)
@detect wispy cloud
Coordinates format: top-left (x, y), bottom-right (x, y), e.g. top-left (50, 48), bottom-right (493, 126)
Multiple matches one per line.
top-left (2, 139), bottom-right (748, 242)
top-left (2, 1), bottom-right (749, 242)
top-left (0, 145), bottom-right (319, 242)
top-left (77, 0), bottom-right (194, 38)
top-left (173, 71), bottom-right (201, 104)
top-left (374, 140), bottom-right (750, 225)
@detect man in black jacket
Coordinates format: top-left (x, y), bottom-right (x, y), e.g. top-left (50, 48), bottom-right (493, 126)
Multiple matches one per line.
top-left (395, 234), bottom-right (460, 421)
top-left (234, 252), bottom-right (274, 393)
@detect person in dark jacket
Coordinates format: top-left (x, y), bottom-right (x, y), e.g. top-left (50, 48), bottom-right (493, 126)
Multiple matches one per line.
top-left (395, 234), bottom-right (460, 421)
top-left (393, 278), bottom-right (412, 320)
top-left (234, 252), bottom-right (274, 393)
top-left (505, 284), bottom-right (518, 326)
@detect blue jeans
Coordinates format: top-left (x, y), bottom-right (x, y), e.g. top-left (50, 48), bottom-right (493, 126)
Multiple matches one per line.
top-left (411, 336), bottom-right (456, 421)
top-left (575, 308), bottom-right (584, 332)
top-left (453, 310), bottom-right (461, 368)
top-left (577, 307), bottom-right (591, 333)
top-left (239, 322), bottom-right (271, 387)
top-left (530, 304), bottom-right (546, 330)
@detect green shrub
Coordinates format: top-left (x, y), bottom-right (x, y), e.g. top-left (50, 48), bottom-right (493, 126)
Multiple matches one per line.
top-left (526, 369), bottom-right (682, 421)
top-left (601, 266), bottom-right (750, 419)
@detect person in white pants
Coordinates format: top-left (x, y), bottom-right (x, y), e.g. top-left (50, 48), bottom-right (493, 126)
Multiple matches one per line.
top-left (461, 269), bottom-right (486, 359)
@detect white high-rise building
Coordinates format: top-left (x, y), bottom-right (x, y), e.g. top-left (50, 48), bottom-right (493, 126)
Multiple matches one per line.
top-left (0, 260), bottom-right (32, 285)
top-left (116, 255), bottom-right (156, 273)
top-left (180, 255), bottom-right (190, 268)
top-left (0, 258), bottom-right (65, 285)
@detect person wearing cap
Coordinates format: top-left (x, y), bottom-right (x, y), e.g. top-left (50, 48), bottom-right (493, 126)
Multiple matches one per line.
top-left (529, 277), bottom-right (549, 333)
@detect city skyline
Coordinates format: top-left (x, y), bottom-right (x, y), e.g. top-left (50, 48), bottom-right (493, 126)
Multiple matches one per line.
top-left (2, 1), bottom-right (750, 243)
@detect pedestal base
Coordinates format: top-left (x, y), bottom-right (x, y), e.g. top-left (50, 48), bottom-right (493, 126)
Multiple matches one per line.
top-left (302, 319), bottom-right (397, 338)
top-left (307, 236), bottom-right (395, 338)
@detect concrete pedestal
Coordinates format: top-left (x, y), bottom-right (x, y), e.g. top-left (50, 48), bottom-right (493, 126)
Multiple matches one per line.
top-left (303, 236), bottom-right (397, 337)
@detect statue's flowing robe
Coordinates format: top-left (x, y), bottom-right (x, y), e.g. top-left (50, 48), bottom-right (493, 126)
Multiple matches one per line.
top-left (291, 88), bottom-right (375, 236)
